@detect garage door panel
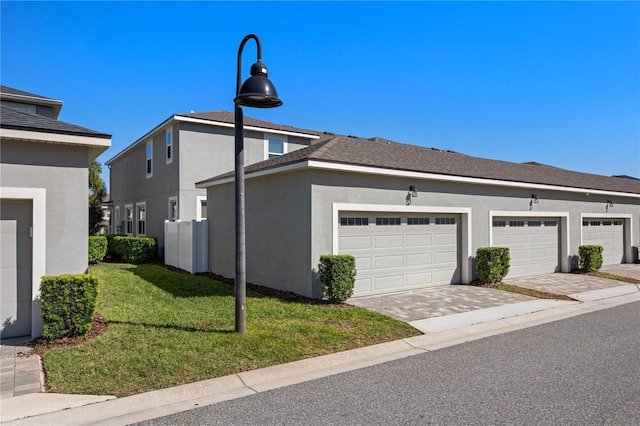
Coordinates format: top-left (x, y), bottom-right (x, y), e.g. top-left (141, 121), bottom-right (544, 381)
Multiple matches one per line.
top-left (354, 278), bottom-right (372, 294)
top-left (508, 234), bottom-right (526, 244)
top-left (339, 235), bottom-right (371, 251)
top-left (374, 274), bottom-right (405, 290)
top-left (374, 235), bottom-right (403, 249)
top-left (354, 257), bottom-right (371, 272)
top-left (406, 234), bottom-right (432, 247)
top-left (374, 255), bottom-right (404, 269)
top-left (434, 251), bottom-right (457, 264)
top-left (406, 253), bottom-right (432, 266)
top-left (406, 271), bottom-right (433, 286)
top-left (434, 233), bottom-right (456, 245)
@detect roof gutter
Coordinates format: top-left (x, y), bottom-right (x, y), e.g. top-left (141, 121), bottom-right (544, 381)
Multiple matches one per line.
top-left (197, 159), bottom-right (640, 199)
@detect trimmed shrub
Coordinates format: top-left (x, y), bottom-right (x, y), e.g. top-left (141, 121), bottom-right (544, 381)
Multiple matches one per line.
top-left (475, 247), bottom-right (510, 283)
top-left (578, 245), bottom-right (603, 272)
top-left (40, 274), bottom-right (98, 340)
top-left (112, 236), bottom-right (157, 264)
top-left (104, 234), bottom-right (119, 258)
top-left (88, 236), bottom-right (107, 264)
top-left (318, 254), bottom-right (357, 303)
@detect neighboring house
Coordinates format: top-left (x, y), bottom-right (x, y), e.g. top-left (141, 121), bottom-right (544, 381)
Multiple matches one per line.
top-left (0, 85), bottom-right (111, 339)
top-left (106, 111), bottom-right (328, 255)
top-left (197, 135), bottom-right (640, 299)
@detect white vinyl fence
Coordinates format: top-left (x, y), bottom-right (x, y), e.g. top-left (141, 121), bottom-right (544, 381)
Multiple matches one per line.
top-left (164, 219), bottom-right (208, 273)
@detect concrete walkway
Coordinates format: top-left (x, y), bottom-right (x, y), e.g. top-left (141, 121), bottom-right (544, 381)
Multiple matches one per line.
top-left (1, 265), bottom-right (638, 425)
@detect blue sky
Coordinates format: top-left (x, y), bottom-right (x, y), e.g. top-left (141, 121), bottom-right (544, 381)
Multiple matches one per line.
top-left (2, 1), bottom-right (639, 189)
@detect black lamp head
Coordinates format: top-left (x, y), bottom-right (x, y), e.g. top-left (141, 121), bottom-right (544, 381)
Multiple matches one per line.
top-left (235, 60), bottom-right (283, 108)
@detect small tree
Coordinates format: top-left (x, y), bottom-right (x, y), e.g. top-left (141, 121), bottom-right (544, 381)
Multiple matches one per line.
top-left (89, 160), bottom-right (107, 235)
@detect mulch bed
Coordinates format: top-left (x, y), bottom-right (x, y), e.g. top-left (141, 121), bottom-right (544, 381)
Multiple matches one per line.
top-left (33, 313), bottom-right (108, 355)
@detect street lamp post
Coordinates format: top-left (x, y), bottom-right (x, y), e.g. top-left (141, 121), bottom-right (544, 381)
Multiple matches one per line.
top-left (233, 34), bottom-right (282, 333)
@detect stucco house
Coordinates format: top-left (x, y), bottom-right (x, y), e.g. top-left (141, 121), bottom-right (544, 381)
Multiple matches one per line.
top-left (197, 134), bottom-right (640, 299)
top-left (0, 85), bottom-right (111, 339)
top-left (106, 111), bottom-right (327, 255)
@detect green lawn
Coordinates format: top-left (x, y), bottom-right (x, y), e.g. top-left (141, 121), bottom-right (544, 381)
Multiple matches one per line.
top-left (38, 263), bottom-right (419, 397)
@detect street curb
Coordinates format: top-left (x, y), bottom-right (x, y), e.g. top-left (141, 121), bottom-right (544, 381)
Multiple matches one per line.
top-left (3, 289), bottom-right (638, 425)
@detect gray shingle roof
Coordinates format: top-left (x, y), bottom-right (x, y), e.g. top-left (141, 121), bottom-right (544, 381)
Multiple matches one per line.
top-left (0, 105), bottom-right (110, 138)
top-left (0, 85), bottom-right (55, 100)
top-left (198, 135), bottom-right (640, 195)
top-left (177, 111), bottom-right (335, 141)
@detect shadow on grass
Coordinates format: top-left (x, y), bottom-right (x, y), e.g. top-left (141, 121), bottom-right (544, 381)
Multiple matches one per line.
top-left (107, 319), bottom-right (235, 334)
top-left (126, 262), bottom-right (337, 306)
top-left (127, 263), bottom-right (269, 300)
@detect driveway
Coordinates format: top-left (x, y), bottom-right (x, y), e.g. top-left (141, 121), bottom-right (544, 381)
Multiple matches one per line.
top-left (348, 264), bottom-right (639, 323)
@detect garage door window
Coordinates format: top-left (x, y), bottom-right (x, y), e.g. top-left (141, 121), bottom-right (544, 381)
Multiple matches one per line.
top-left (509, 220), bottom-right (525, 227)
top-left (408, 217), bottom-right (429, 225)
top-left (528, 221), bottom-right (541, 227)
top-left (375, 217), bottom-right (401, 226)
top-left (544, 221), bottom-right (557, 227)
top-left (340, 217), bottom-right (369, 226)
top-left (436, 218), bottom-right (456, 225)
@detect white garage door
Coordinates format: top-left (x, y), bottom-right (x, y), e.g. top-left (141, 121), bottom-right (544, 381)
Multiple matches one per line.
top-left (582, 219), bottom-right (624, 265)
top-left (492, 217), bottom-right (559, 278)
top-left (338, 213), bottom-right (460, 296)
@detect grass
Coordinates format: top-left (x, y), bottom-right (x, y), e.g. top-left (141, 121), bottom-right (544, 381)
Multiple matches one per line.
top-left (592, 271), bottom-right (640, 285)
top-left (36, 263), bottom-right (419, 397)
top-left (495, 283), bottom-right (577, 301)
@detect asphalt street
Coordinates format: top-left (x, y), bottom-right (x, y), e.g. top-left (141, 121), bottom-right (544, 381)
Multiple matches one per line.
top-left (134, 301), bottom-right (640, 426)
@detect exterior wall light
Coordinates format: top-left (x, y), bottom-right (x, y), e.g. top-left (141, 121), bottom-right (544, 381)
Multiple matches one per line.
top-left (234, 34), bottom-right (282, 334)
top-left (606, 200), bottom-right (614, 212)
top-left (410, 185), bottom-right (418, 198)
top-left (529, 194), bottom-right (539, 210)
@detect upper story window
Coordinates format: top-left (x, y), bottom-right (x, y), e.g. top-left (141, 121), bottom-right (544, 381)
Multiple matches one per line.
top-left (146, 141), bottom-right (153, 178)
top-left (166, 130), bottom-right (173, 164)
top-left (266, 136), bottom-right (286, 159)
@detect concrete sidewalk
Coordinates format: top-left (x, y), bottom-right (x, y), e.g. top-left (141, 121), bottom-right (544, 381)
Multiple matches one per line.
top-left (1, 269), bottom-right (638, 425)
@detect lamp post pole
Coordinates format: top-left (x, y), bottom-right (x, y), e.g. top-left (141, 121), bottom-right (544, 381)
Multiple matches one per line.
top-left (233, 34), bottom-right (282, 333)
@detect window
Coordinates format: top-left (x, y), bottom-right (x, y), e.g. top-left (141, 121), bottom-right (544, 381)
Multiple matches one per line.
top-left (528, 221), bottom-right (541, 227)
top-left (493, 220), bottom-right (506, 227)
top-left (613, 221), bottom-right (623, 226)
top-left (197, 196), bottom-right (207, 220)
top-left (375, 217), bottom-right (401, 226)
top-left (602, 221), bottom-right (612, 226)
top-left (168, 197), bottom-right (178, 221)
top-left (590, 221), bottom-right (601, 226)
top-left (544, 221), bottom-right (557, 227)
top-left (125, 205), bottom-right (133, 235)
top-left (436, 218), bottom-right (456, 225)
top-left (408, 217), bottom-right (429, 225)
top-left (266, 136), bottom-right (286, 159)
top-left (509, 220), bottom-right (525, 227)
top-left (166, 130), bottom-right (173, 164)
top-left (136, 202), bottom-right (146, 236)
top-left (146, 141), bottom-right (153, 177)
top-left (340, 217), bottom-right (369, 226)
top-left (115, 206), bottom-right (121, 234)
top-left (583, 221), bottom-right (589, 226)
